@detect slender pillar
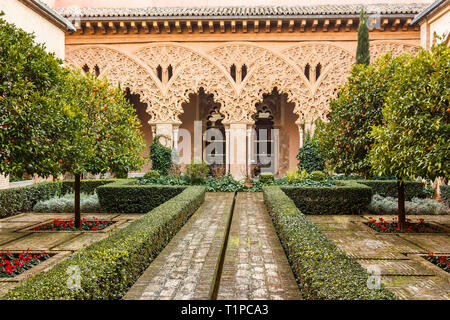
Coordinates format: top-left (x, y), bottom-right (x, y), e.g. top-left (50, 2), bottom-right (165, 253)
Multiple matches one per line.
top-left (246, 127), bottom-right (254, 176)
top-left (297, 124), bottom-right (304, 148)
top-left (225, 126), bottom-right (230, 174)
top-left (172, 126), bottom-right (179, 150)
top-left (273, 128), bottom-right (280, 175)
top-left (229, 123), bottom-right (248, 180)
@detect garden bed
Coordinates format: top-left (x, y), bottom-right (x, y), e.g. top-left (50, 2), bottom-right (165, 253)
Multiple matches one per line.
top-left (366, 217), bottom-right (448, 233)
top-left (425, 254), bottom-right (450, 273)
top-left (1, 186), bottom-right (205, 299)
top-left (31, 217), bottom-right (115, 232)
top-left (0, 250), bottom-right (50, 278)
top-left (262, 186), bottom-right (395, 300)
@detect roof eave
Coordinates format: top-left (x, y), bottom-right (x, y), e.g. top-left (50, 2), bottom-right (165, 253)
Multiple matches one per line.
top-left (19, 0), bottom-right (76, 31)
top-left (410, 0), bottom-right (448, 25)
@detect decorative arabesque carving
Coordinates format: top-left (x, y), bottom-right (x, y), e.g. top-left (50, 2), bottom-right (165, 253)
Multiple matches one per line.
top-left (136, 44), bottom-right (237, 124)
top-left (66, 42), bottom-right (418, 125)
top-left (282, 43), bottom-right (355, 122)
top-left (65, 46), bottom-right (163, 121)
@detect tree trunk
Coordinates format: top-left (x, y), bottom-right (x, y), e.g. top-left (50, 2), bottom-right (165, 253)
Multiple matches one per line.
top-left (74, 174), bottom-right (81, 229)
top-left (397, 179), bottom-right (406, 231)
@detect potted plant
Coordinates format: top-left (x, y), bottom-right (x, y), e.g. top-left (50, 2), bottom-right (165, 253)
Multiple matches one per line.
top-left (244, 174), bottom-right (254, 188)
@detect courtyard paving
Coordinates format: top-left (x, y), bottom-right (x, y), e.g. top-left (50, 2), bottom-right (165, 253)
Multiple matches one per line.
top-left (308, 214), bottom-right (450, 300)
top-left (124, 192), bottom-right (235, 300)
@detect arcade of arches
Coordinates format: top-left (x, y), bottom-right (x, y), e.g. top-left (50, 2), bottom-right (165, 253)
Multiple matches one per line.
top-left (66, 41), bottom-right (419, 179)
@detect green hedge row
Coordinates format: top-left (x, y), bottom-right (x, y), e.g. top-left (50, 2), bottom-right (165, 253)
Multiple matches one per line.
top-left (356, 180), bottom-right (425, 200)
top-left (2, 186), bottom-right (206, 300)
top-left (262, 186), bottom-right (395, 300)
top-left (0, 182), bottom-right (61, 218)
top-left (281, 181), bottom-right (372, 215)
top-left (97, 180), bottom-right (186, 213)
top-left (440, 185), bottom-right (450, 207)
top-left (61, 179), bottom-right (118, 195)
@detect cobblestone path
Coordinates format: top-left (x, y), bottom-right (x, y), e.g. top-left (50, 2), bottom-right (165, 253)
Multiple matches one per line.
top-left (124, 192), bottom-right (302, 300)
top-left (217, 193), bottom-right (302, 300)
top-left (124, 193), bottom-right (234, 300)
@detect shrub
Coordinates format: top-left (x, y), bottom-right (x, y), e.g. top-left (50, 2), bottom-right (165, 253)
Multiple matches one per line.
top-left (97, 179), bottom-right (186, 213)
top-left (281, 181), bottom-right (372, 214)
top-left (356, 180), bottom-right (425, 201)
top-left (142, 170), bottom-right (160, 181)
top-left (33, 193), bottom-right (103, 214)
top-left (308, 171), bottom-right (327, 182)
top-left (0, 182), bottom-right (61, 218)
top-left (440, 185), bottom-right (450, 207)
top-left (205, 174), bottom-right (243, 192)
top-left (185, 161), bottom-right (210, 184)
top-left (259, 173), bottom-right (274, 184)
top-left (262, 186), bottom-right (395, 300)
top-left (368, 194), bottom-right (449, 215)
top-left (61, 179), bottom-right (117, 195)
top-left (149, 135), bottom-right (173, 175)
top-left (2, 186), bottom-right (205, 300)
top-left (296, 142), bottom-right (325, 173)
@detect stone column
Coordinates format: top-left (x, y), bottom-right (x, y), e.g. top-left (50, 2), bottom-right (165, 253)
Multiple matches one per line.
top-left (228, 123), bottom-right (248, 180)
top-left (225, 125), bottom-right (230, 174)
top-left (172, 126), bottom-right (179, 151)
top-left (246, 127), bottom-right (255, 176)
top-left (273, 128), bottom-right (280, 175)
top-left (0, 175), bottom-right (9, 190)
top-left (297, 124), bottom-right (304, 149)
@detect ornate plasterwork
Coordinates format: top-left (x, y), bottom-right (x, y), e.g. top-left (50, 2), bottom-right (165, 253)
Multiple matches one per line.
top-left (370, 41), bottom-right (420, 61)
top-left (282, 43), bottom-right (355, 122)
top-left (65, 41), bottom-right (418, 125)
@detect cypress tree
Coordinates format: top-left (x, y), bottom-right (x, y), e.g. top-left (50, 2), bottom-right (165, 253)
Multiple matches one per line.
top-left (356, 8), bottom-right (370, 65)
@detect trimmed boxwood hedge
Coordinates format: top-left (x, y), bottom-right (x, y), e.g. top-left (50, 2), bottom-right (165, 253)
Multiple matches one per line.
top-left (262, 186), bottom-right (395, 300)
top-left (1, 186), bottom-right (206, 300)
top-left (281, 181), bottom-right (372, 215)
top-left (440, 185), bottom-right (450, 207)
top-left (0, 182), bottom-right (61, 218)
top-left (97, 180), bottom-right (186, 213)
top-left (61, 179), bottom-right (118, 195)
top-left (356, 180), bottom-right (425, 200)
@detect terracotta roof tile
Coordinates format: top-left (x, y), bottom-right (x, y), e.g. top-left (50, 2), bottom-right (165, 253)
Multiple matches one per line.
top-left (56, 4), bottom-right (428, 19)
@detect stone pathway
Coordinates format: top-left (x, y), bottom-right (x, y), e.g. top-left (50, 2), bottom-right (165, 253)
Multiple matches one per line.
top-left (0, 212), bottom-right (141, 295)
top-left (217, 193), bottom-right (301, 300)
top-left (124, 193), bottom-right (235, 300)
top-left (124, 192), bottom-right (302, 300)
top-left (308, 214), bottom-right (450, 300)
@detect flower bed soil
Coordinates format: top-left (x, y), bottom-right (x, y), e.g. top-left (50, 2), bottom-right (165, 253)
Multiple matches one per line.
top-left (0, 250), bottom-right (50, 278)
top-left (425, 254), bottom-right (450, 273)
top-left (366, 217), bottom-right (448, 233)
top-left (32, 217), bottom-right (115, 231)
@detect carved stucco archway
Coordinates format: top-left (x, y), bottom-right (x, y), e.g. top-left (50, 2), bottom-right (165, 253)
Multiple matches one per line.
top-left (65, 41), bottom-right (420, 126)
top-left (65, 46), bottom-right (163, 117)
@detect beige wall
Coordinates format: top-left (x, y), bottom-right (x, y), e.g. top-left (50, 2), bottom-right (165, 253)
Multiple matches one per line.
top-left (0, 0), bottom-right (66, 59)
top-left (46, 0), bottom-right (433, 8)
top-left (419, 3), bottom-right (450, 49)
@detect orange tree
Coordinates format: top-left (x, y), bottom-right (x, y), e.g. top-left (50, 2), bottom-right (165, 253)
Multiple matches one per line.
top-left (60, 71), bottom-right (146, 227)
top-left (0, 16), bottom-right (69, 179)
top-left (369, 41), bottom-right (449, 230)
top-left (315, 55), bottom-right (404, 176)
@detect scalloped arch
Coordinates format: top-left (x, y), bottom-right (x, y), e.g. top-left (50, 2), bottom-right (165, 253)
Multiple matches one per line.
top-left (65, 46), bottom-right (164, 122)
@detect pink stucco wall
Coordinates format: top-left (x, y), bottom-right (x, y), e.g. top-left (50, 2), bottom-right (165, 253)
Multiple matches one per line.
top-left (44, 0), bottom-right (433, 8)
